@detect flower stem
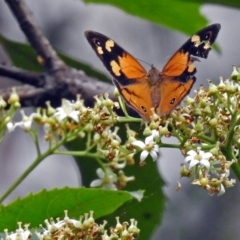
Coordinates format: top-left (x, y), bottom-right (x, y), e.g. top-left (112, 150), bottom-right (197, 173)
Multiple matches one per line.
top-left (220, 111), bottom-right (240, 180)
top-left (159, 143), bottom-right (181, 148)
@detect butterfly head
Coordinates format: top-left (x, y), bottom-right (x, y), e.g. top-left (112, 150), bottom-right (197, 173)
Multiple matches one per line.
top-left (147, 65), bottom-right (162, 86)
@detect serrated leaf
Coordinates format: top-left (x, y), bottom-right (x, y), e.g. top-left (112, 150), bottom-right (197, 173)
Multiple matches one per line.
top-left (83, 0), bottom-right (240, 36)
top-left (188, 0), bottom-right (240, 9)
top-left (83, 0), bottom-right (208, 35)
top-left (66, 122), bottom-right (165, 240)
top-left (0, 187), bottom-right (132, 231)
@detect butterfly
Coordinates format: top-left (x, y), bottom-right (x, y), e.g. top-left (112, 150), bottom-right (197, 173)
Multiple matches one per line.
top-left (84, 24), bottom-right (221, 120)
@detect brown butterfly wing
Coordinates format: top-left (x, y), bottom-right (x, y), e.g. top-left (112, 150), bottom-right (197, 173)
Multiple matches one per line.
top-left (85, 31), bottom-right (153, 118)
top-left (156, 24), bottom-right (221, 115)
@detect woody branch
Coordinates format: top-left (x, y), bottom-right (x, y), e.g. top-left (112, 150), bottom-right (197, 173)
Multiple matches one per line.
top-left (1, 0), bottom-right (114, 108)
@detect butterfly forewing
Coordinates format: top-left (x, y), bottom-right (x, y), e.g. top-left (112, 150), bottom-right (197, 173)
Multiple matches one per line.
top-left (162, 24), bottom-right (221, 79)
top-left (84, 31), bottom-right (147, 85)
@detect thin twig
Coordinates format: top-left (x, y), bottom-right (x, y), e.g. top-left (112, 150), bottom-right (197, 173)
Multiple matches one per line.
top-left (0, 65), bottom-right (45, 87)
top-left (4, 0), bottom-right (65, 73)
top-left (1, 0), bottom-right (115, 108)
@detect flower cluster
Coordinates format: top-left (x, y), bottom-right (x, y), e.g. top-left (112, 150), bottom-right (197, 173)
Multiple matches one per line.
top-left (2, 66), bottom-right (240, 196)
top-left (163, 66), bottom-right (240, 195)
top-left (4, 210), bottom-right (140, 240)
top-left (3, 92), bottom-right (141, 191)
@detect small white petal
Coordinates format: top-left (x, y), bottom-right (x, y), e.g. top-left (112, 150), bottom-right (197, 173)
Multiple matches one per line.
top-left (22, 230), bottom-right (31, 240)
top-left (129, 190), bottom-right (144, 202)
top-left (22, 120), bottom-right (32, 130)
top-left (153, 144), bottom-right (159, 152)
top-left (187, 150), bottom-right (197, 157)
top-left (7, 122), bottom-right (15, 132)
top-left (132, 140), bottom-right (145, 149)
top-left (145, 135), bottom-right (154, 144)
top-left (198, 150), bottom-right (205, 156)
top-left (185, 155), bottom-right (194, 162)
top-left (202, 152), bottom-right (213, 160)
top-left (151, 130), bottom-right (159, 140)
top-left (69, 111), bottom-right (79, 122)
top-left (218, 184), bottom-right (225, 196)
top-left (221, 169), bottom-right (230, 178)
top-left (96, 168), bottom-right (105, 178)
top-left (102, 183), bottom-right (117, 190)
top-left (200, 159), bottom-right (210, 169)
top-left (90, 179), bottom-right (103, 187)
top-left (150, 150), bottom-right (158, 161)
top-left (140, 150), bottom-right (149, 162)
top-left (113, 161), bottom-right (126, 169)
top-left (189, 159), bottom-right (199, 169)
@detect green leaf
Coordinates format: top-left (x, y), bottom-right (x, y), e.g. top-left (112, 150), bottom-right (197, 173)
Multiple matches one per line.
top-left (0, 187), bottom-right (132, 231)
top-left (188, 0), bottom-right (240, 9)
top-left (83, 0), bottom-right (240, 35)
top-left (0, 35), bottom-right (43, 72)
top-left (109, 158), bottom-right (165, 240)
top-left (66, 122), bottom-right (165, 240)
top-left (0, 35), bottom-right (110, 82)
top-left (83, 0), bottom-right (208, 35)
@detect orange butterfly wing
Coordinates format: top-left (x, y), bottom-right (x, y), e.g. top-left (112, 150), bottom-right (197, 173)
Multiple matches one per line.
top-left (155, 24), bottom-right (221, 115)
top-left (157, 78), bottom-right (195, 116)
top-left (84, 31), bottom-right (153, 118)
top-left (85, 24), bottom-right (221, 119)
top-left (162, 24), bottom-right (221, 78)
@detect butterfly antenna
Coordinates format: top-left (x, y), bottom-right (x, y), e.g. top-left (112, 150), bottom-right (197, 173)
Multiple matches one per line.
top-left (136, 58), bottom-right (152, 67)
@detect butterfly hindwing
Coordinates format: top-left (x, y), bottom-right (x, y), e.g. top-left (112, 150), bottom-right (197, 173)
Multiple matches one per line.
top-left (158, 77), bottom-right (196, 116)
top-left (113, 79), bottom-right (153, 118)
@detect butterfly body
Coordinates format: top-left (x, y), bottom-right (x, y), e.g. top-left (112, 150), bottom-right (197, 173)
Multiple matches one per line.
top-left (85, 24), bottom-right (221, 120)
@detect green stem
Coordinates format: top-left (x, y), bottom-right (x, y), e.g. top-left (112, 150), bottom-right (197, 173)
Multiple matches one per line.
top-left (29, 129), bottom-right (41, 156)
top-left (231, 162), bottom-right (240, 180)
top-left (197, 133), bottom-right (215, 144)
top-left (102, 116), bottom-right (142, 124)
top-left (224, 111), bottom-right (237, 151)
top-left (159, 143), bottom-right (181, 148)
top-left (0, 136), bottom-right (66, 203)
top-left (220, 111), bottom-right (240, 180)
top-left (118, 95), bottom-right (131, 118)
top-left (55, 150), bottom-right (98, 158)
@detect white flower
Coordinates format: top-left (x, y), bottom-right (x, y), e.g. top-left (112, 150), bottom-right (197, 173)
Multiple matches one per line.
top-left (132, 135), bottom-right (159, 162)
top-left (231, 65), bottom-right (240, 81)
top-left (110, 160), bottom-right (126, 169)
top-left (54, 99), bottom-right (80, 122)
top-left (220, 169), bottom-right (230, 179)
top-left (185, 148), bottom-right (212, 169)
top-left (218, 183), bottom-right (225, 196)
top-left (7, 110), bottom-right (35, 132)
top-left (90, 168), bottom-right (117, 190)
top-left (151, 129), bottom-right (160, 141)
top-left (5, 223), bottom-right (31, 240)
top-left (129, 190), bottom-right (144, 202)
